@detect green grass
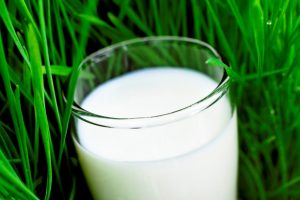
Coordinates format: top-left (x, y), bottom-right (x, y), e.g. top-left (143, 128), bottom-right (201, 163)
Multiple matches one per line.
top-left (0, 0), bottom-right (300, 199)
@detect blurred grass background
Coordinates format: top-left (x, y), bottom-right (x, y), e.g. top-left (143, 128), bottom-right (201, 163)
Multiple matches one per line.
top-left (0, 0), bottom-right (300, 199)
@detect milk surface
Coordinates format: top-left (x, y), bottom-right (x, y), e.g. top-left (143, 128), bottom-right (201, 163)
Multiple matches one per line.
top-left (75, 67), bottom-right (238, 200)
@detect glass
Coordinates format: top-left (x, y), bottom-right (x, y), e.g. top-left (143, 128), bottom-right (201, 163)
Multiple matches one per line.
top-left (72, 36), bottom-right (238, 200)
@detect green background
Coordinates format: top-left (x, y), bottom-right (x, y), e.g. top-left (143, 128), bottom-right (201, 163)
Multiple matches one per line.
top-left (0, 0), bottom-right (300, 199)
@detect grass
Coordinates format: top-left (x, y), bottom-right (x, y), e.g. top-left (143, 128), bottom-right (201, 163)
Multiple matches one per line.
top-left (0, 0), bottom-right (300, 199)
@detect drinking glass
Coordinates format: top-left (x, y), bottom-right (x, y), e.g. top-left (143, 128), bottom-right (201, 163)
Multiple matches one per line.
top-left (72, 36), bottom-right (238, 200)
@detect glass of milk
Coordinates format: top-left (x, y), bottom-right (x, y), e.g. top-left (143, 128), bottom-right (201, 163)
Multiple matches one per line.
top-left (72, 36), bottom-right (238, 200)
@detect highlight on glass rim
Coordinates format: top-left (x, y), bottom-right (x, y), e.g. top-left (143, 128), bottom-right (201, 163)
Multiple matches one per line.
top-left (0, 0), bottom-right (299, 199)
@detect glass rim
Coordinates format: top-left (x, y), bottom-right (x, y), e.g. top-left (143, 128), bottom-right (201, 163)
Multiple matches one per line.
top-left (72, 36), bottom-right (231, 129)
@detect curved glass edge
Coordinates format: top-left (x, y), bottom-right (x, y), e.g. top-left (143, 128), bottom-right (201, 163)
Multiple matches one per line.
top-left (72, 36), bottom-right (231, 129)
top-left (72, 107), bottom-right (237, 163)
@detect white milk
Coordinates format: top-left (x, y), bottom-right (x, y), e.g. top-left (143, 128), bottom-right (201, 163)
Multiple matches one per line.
top-left (75, 67), bottom-right (238, 200)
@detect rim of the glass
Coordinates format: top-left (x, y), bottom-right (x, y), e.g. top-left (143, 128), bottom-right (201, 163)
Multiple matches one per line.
top-left (72, 36), bottom-right (231, 129)
top-left (72, 109), bottom-right (236, 163)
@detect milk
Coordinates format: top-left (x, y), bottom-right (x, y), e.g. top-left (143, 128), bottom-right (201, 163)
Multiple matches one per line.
top-left (75, 67), bottom-right (238, 200)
